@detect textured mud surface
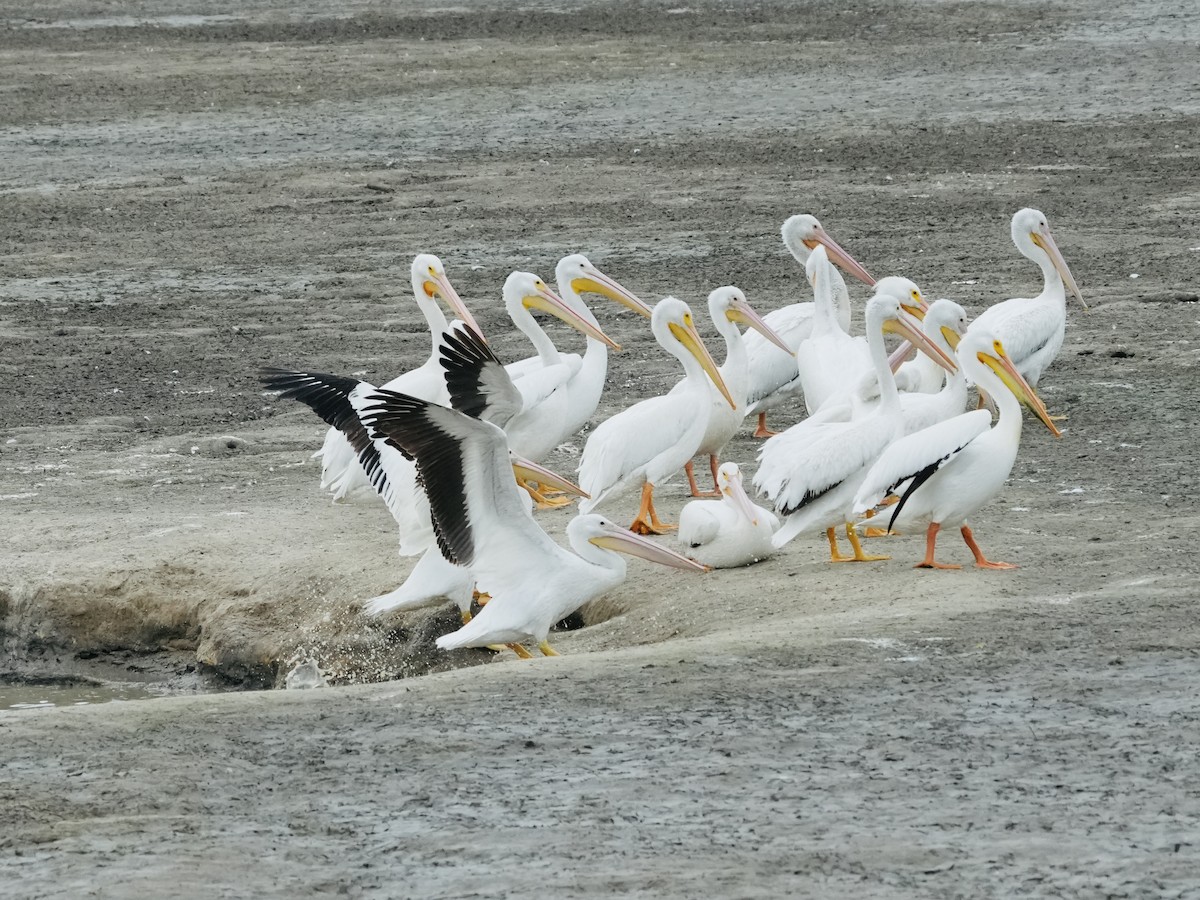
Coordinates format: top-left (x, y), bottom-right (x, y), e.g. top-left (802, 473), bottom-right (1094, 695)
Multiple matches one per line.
top-left (2, 0), bottom-right (1199, 896)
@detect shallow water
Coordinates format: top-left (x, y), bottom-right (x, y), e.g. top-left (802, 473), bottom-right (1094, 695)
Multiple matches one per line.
top-left (0, 681), bottom-right (157, 712)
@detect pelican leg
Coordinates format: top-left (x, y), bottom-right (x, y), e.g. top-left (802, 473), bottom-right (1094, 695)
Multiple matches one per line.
top-left (460, 609), bottom-right (473, 625)
top-left (915, 522), bottom-right (961, 569)
top-left (537, 640), bottom-right (560, 657)
top-left (961, 524), bottom-right (1018, 570)
top-left (708, 454), bottom-right (722, 494)
top-left (826, 527), bottom-right (854, 562)
top-left (752, 412), bottom-right (777, 438)
top-left (862, 508), bottom-right (890, 539)
top-left (506, 643), bottom-right (534, 659)
top-left (519, 478), bottom-right (574, 510)
top-left (844, 523), bottom-right (890, 562)
top-left (630, 482), bottom-right (676, 535)
top-left (684, 460), bottom-right (719, 498)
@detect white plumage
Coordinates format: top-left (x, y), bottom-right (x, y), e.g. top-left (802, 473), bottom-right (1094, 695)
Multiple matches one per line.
top-left (678, 462), bottom-right (779, 568)
top-left (967, 207), bottom-right (1085, 386)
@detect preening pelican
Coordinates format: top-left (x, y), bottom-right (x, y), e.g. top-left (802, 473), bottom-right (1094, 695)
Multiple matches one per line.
top-left (261, 367), bottom-right (582, 621)
top-left (673, 286), bottom-right (791, 496)
top-left (578, 297), bottom-right (735, 534)
top-left (314, 254), bottom-right (482, 501)
top-left (968, 207), bottom-right (1085, 386)
top-left (360, 390), bottom-right (709, 657)
top-left (852, 328), bottom-right (1062, 568)
top-left (678, 462), bottom-right (779, 568)
top-left (743, 214), bottom-right (877, 436)
top-left (754, 292), bottom-right (956, 561)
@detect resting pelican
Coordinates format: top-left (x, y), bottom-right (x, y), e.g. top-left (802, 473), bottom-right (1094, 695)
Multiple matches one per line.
top-left (261, 367), bottom-right (582, 621)
top-left (673, 286), bottom-right (791, 496)
top-left (754, 293), bottom-right (956, 561)
top-left (852, 328), bottom-right (1062, 568)
top-left (578, 297), bottom-right (735, 534)
top-left (315, 254), bottom-right (482, 501)
top-left (360, 390), bottom-right (709, 658)
top-left (678, 462), bottom-right (779, 568)
top-left (743, 214), bottom-right (877, 436)
top-left (968, 207), bottom-right (1085, 386)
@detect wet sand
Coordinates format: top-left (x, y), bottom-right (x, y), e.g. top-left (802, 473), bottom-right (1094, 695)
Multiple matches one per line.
top-left (2, 0), bottom-right (1199, 895)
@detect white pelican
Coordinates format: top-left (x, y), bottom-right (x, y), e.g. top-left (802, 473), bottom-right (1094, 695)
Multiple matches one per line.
top-left (753, 292), bottom-right (956, 561)
top-left (678, 462), bottom-right (779, 568)
top-left (491, 271), bottom-right (622, 465)
top-left (359, 389), bottom-right (709, 658)
top-left (852, 328), bottom-right (1062, 568)
top-left (967, 207), bottom-right (1085, 386)
top-left (261, 367), bottom-right (582, 621)
top-left (743, 214), bottom-right (877, 436)
top-left (673, 286), bottom-right (791, 496)
top-left (577, 297), bottom-right (735, 534)
top-left (314, 254), bottom-right (482, 501)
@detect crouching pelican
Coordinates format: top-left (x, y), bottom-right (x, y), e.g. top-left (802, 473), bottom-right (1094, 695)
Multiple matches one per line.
top-left (360, 389), bottom-right (709, 658)
top-left (852, 328), bottom-right (1062, 569)
top-left (678, 462), bottom-right (779, 568)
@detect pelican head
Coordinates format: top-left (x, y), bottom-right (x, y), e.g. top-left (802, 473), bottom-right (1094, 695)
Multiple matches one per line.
top-left (410, 253), bottom-right (484, 337)
top-left (575, 514), bottom-right (711, 572)
top-left (872, 276), bottom-right (930, 319)
top-left (924, 298), bottom-right (968, 351)
top-left (708, 285), bottom-right (792, 353)
top-left (1011, 208), bottom-right (1086, 309)
top-left (654, 297), bottom-right (737, 409)
top-left (961, 327), bottom-right (1063, 436)
top-left (717, 462), bottom-right (763, 526)
top-left (868, 292), bottom-right (957, 374)
top-left (557, 254), bottom-right (653, 318)
top-left (781, 213), bottom-right (876, 286)
top-left (504, 270), bottom-right (620, 350)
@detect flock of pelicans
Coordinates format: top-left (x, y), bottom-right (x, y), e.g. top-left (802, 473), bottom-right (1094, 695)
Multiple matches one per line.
top-left (262, 208), bottom-right (1084, 660)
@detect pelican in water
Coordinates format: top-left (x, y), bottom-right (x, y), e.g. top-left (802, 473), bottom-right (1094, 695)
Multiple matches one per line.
top-left (314, 254), bottom-right (482, 501)
top-left (743, 214), bottom-right (877, 436)
top-left (852, 327), bottom-right (1062, 568)
top-left (673, 286), bottom-right (791, 496)
top-left (754, 292), bottom-right (956, 561)
top-left (968, 207), bottom-right (1085, 386)
top-left (260, 367), bottom-right (583, 622)
top-left (360, 390), bottom-right (709, 658)
top-left (578, 297), bottom-right (735, 534)
top-left (678, 462), bottom-right (779, 568)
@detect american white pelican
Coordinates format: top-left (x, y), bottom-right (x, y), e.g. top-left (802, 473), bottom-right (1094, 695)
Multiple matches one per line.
top-left (678, 462), bottom-right (779, 568)
top-left (314, 254), bottom-right (482, 501)
top-left (852, 327), bottom-right (1062, 568)
top-left (359, 389), bottom-right (709, 658)
top-left (743, 214), bottom-right (877, 436)
top-left (673, 286), bottom-right (791, 496)
top-left (967, 207), bottom-right (1085, 385)
top-left (577, 297), bottom-right (735, 534)
top-left (261, 367), bottom-right (582, 621)
top-left (753, 292), bottom-right (956, 561)
top-left (491, 271), bottom-right (622, 465)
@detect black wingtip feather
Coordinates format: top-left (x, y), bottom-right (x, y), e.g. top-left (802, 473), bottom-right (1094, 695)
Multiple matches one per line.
top-left (360, 389), bottom-right (475, 567)
top-left (440, 325), bottom-right (501, 420)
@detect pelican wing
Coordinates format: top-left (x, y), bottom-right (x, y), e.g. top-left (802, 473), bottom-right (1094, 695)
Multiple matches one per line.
top-left (440, 325), bottom-right (524, 426)
top-left (361, 389), bottom-right (562, 575)
top-left (677, 502), bottom-right (722, 549)
top-left (852, 409), bottom-right (992, 521)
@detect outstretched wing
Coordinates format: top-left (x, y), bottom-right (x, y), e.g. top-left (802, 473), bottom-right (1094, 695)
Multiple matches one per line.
top-left (440, 325), bottom-right (525, 427)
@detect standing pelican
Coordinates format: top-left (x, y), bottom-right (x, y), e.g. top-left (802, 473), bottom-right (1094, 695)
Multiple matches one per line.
top-left (315, 254), bottom-right (482, 501)
top-left (578, 297), bottom-right (735, 534)
top-left (678, 462), bottom-right (779, 568)
top-left (754, 293), bottom-right (956, 561)
top-left (968, 208), bottom-right (1085, 385)
top-left (852, 328), bottom-right (1062, 568)
top-left (360, 390), bottom-right (709, 658)
top-left (674, 286), bottom-right (791, 496)
top-left (743, 214), bottom-right (877, 436)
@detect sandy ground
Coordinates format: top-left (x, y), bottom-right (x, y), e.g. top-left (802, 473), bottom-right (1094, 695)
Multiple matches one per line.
top-left (2, 0), bottom-right (1200, 895)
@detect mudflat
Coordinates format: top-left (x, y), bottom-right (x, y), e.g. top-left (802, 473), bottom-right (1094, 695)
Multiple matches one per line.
top-left (2, 1), bottom-right (1198, 896)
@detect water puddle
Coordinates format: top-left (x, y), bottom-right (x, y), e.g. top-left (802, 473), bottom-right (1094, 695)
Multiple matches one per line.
top-left (0, 679), bottom-right (158, 711)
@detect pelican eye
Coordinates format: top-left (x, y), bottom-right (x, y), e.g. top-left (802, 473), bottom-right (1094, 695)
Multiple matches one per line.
top-left (428, 266), bottom-right (437, 276)
top-left (993, 339), bottom-right (1004, 354)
